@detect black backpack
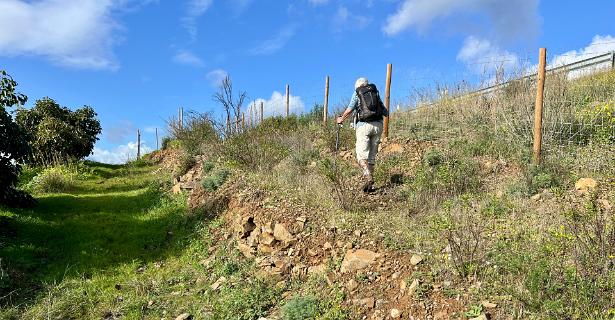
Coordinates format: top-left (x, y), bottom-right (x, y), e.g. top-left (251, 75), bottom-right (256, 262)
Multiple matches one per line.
top-left (356, 84), bottom-right (384, 122)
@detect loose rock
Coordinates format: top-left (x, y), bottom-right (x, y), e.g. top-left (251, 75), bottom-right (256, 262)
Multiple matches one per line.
top-left (390, 308), bottom-right (401, 318)
top-left (274, 223), bottom-right (294, 243)
top-left (410, 254), bottom-right (423, 265)
top-left (340, 249), bottom-right (379, 273)
top-left (575, 178), bottom-right (598, 194)
top-left (175, 313), bottom-right (193, 320)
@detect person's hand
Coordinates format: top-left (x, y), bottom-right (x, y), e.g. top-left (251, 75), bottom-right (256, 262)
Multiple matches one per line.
top-left (336, 116), bottom-right (343, 124)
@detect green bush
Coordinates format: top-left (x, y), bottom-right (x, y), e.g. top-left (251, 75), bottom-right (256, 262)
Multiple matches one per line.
top-left (161, 137), bottom-right (172, 150)
top-left (202, 161), bottom-right (215, 174)
top-left (26, 166), bottom-right (77, 193)
top-left (525, 164), bottom-right (564, 195)
top-left (281, 295), bottom-right (321, 320)
top-left (169, 111), bottom-right (220, 156)
top-left (15, 97), bottom-right (101, 165)
top-left (202, 168), bottom-right (230, 192)
top-left (409, 152), bottom-right (481, 210)
top-left (221, 116), bottom-right (310, 170)
top-left (0, 70), bottom-right (34, 207)
top-left (423, 148), bottom-right (444, 166)
top-left (211, 279), bottom-right (279, 319)
top-left (175, 154), bottom-right (196, 178)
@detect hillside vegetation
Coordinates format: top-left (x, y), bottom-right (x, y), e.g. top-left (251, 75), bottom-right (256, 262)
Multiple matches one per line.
top-left (1, 70), bottom-right (614, 319)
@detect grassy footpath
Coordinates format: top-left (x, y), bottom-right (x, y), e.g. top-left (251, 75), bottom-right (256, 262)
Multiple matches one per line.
top-left (0, 161), bottom-right (283, 319)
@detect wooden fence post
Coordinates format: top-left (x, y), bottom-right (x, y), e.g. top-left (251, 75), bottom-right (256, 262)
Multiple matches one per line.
top-left (155, 128), bottom-right (159, 150)
top-left (260, 101), bottom-right (264, 123)
top-left (532, 48), bottom-right (547, 165)
top-left (286, 84), bottom-right (290, 117)
top-left (179, 107), bottom-right (183, 129)
top-left (383, 63), bottom-right (392, 139)
top-left (323, 76), bottom-right (329, 126)
top-left (137, 129), bottom-right (141, 160)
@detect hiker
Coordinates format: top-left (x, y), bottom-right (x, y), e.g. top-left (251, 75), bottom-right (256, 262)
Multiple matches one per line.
top-left (337, 77), bottom-right (388, 192)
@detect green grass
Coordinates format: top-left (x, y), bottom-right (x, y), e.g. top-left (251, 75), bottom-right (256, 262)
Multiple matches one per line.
top-left (0, 161), bottom-right (284, 319)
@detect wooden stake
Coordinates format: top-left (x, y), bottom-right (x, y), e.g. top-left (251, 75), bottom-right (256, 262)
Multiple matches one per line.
top-left (155, 128), bottom-right (159, 150)
top-left (137, 129), bottom-right (141, 160)
top-left (532, 48), bottom-right (547, 165)
top-left (260, 101), bottom-right (264, 123)
top-left (179, 107), bottom-right (183, 129)
top-left (242, 112), bottom-right (245, 130)
top-left (383, 63), bottom-right (392, 139)
top-left (286, 84), bottom-right (290, 117)
top-left (250, 103), bottom-right (254, 127)
top-left (323, 76), bottom-right (329, 126)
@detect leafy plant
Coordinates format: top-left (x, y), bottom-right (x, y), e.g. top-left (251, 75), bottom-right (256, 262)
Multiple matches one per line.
top-left (26, 165), bottom-right (78, 194)
top-left (201, 168), bottom-right (230, 192)
top-left (281, 295), bottom-right (321, 320)
top-left (15, 97), bottom-right (102, 165)
top-left (0, 70), bottom-right (34, 207)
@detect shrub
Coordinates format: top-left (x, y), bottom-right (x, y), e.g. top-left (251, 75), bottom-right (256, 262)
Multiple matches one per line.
top-left (281, 295), bottom-right (321, 320)
top-left (438, 196), bottom-right (494, 278)
top-left (161, 137), bottom-right (172, 150)
top-left (0, 70), bottom-right (34, 207)
top-left (201, 168), bottom-right (230, 192)
top-left (168, 111), bottom-right (219, 156)
top-left (423, 148), bottom-right (444, 166)
top-left (202, 161), bottom-right (215, 174)
top-left (175, 154), bottom-right (196, 179)
top-left (15, 97), bottom-right (101, 165)
top-left (26, 166), bottom-right (77, 193)
top-left (220, 116), bottom-right (308, 170)
top-left (525, 163), bottom-right (564, 195)
top-left (408, 152), bottom-right (481, 210)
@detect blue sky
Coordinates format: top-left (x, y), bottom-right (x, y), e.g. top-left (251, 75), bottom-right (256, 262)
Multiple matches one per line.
top-left (1, 0), bottom-right (614, 163)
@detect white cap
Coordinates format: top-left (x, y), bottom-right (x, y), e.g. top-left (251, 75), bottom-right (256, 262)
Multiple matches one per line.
top-left (354, 77), bottom-right (368, 89)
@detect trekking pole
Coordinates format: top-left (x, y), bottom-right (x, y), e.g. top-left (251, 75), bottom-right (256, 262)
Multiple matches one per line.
top-left (335, 115), bottom-right (341, 152)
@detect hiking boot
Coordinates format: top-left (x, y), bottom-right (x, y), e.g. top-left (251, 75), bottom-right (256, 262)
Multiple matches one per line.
top-left (359, 160), bottom-right (374, 192)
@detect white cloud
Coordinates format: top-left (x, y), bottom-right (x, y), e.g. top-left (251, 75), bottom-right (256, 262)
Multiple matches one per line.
top-left (308, 0), bottom-right (329, 5)
top-left (89, 141), bottom-right (153, 164)
top-left (173, 50), bottom-right (204, 67)
top-left (0, 0), bottom-right (135, 70)
top-left (550, 35), bottom-right (615, 67)
top-left (206, 69), bottom-right (228, 87)
top-left (182, 0), bottom-right (213, 41)
top-left (334, 6), bottom-right (372, 32)
top-left (457, 36), bottom-right (519, 75)
top-left (249, 91), bottom-right (305, 117)
top-left (382, 0), bottom-right (539, 40)
top-left (250, 26), bottom-right (296, 55)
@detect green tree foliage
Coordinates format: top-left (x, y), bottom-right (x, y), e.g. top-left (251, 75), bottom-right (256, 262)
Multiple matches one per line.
top-left (0, 70), bottom-right (34, 207)
top-left (16, 97), bottom-right (102, 165)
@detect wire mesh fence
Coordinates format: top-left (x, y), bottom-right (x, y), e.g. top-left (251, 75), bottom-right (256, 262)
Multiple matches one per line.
top-left (389, 52), bottom-right (615, 174)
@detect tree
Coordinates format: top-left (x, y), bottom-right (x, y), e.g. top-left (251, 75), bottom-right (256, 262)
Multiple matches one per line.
top-left (0, 70), bottom-right (34, 207)
top-left (16, 98), bottom-right (102, 165)
top-left (213, 75), bottom-right (246, 136)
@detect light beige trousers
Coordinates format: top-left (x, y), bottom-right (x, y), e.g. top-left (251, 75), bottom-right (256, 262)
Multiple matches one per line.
top-left (355, 121), bottom-right (383, 165)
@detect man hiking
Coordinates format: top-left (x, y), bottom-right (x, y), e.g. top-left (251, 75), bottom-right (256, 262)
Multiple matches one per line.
top-left (337, 77), bottom-right (388, 192)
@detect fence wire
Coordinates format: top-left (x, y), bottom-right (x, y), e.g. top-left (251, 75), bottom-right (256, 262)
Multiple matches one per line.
top-left (390, 60), bottom-right (615, 175)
